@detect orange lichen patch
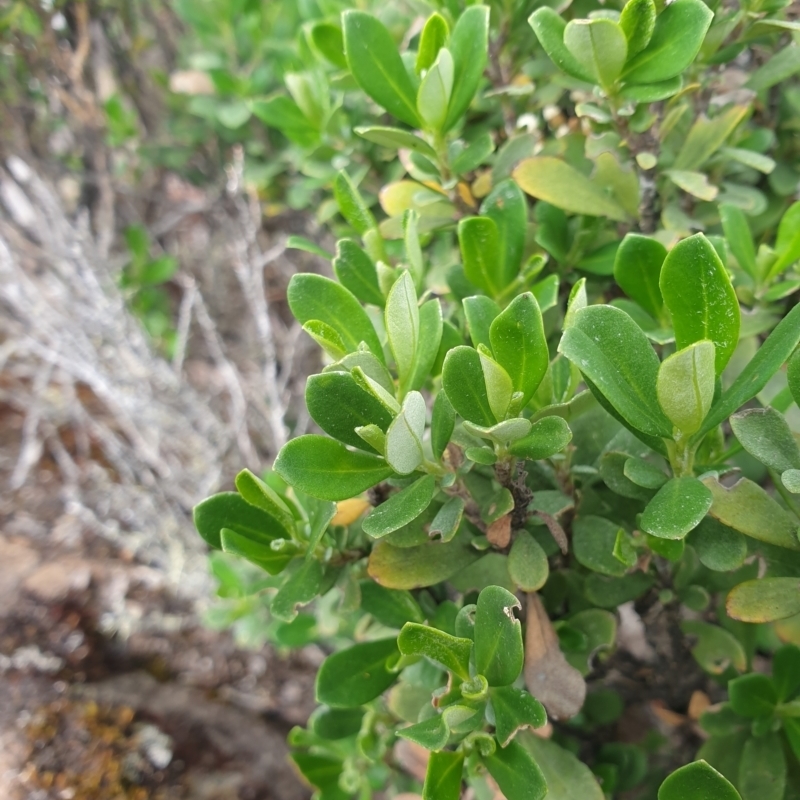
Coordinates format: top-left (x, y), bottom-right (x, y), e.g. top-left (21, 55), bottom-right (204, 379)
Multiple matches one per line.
top-left (22, 699), bottom-right (177, 800)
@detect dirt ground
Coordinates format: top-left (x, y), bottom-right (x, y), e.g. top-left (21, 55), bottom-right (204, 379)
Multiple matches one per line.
top-left (0, 484), bottom-right (318, 800)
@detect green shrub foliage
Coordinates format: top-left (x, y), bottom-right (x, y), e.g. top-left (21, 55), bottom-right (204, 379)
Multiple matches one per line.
top-left (192, 1), bottom-right (800, 797)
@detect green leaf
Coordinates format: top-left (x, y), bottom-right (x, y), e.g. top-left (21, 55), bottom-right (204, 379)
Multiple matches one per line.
top-left (746, 43), bottom-right (800, 91)
top-left (666, 170), bottom-right (719, 202)
top-left (444, 5), bottom-right (490, 132)
top-left (417, 47), bottom-right (454, 132)
top-left (475, 585), bottom-right (523, 686)
top-left (720, 204), bottom-right (757, 279)
top-left (423, 751), bottom-right (464, 800)
top-left (233, 470), bottom-right (295, 538)
top-left (696, 304), bottom-right (800, 441)
top-left (305, 497), bottom-right (337, 557)
top-left (409, 300), bottom-right (444, 392)
top-left (429, 496), bottom-right (465, 543)
top-left (532, 274), bottom-right (559, 313)
top-left (416, 12), bottom-right (449, 74)
top-left (483, 739), bottom-right (547, 800)
top-left (490, 293), bottom-right (548, 408)
top-left (194, 492), bottom-right (282, 551)
top-left (659, 233), bottom-right (740, 374)
top-left (362, 475), bottom-right (436, 538)
top-left (288, 273), bottom-right (383, 361)
top-left (302, 321), bottom-right (347, 360)
top-left (385, 271), bottom-right (419, 390)
top-left (510, 416), bottom-right (573, 461)
top-left (558, 305), bottom-right (671, 437)
top-left (790, 349), bottom-right (800, 412)
top-left (513, 157), bottom-right (628, 222)
top-left (333, 170), bottom-right (376, 235)
top-left (452, 132), bottom-right (495, 175)
top-left (491, 687), bottom-right (547, 747)
top-left (508, 532), bottom-right (550, 591)
top-left (585, 572), bottom-right (655, 608)
top-left (726, 578), bottom-right (800, 623)
top-left (443, 346), bottom-right (495, 426)
top-left (360, 581), bottom-right (424, 628)
top-left (397, 714), bottom-right (450, 751)
top-left (618, 76), bottom-right (682, 101)
top-left (674, 106), bottom-right (748, 172)
top-left (398, 622), bottom-right (473, 679)
top-left (342, 11), bottom-right (420, 127)
top-left (251, 95), bottom-right (319, 146)
top-left (689, 517), bottom-right (747, 572)
top-left (351, 365), bottom-right (401, 416)
top-left (432, 391), bottom-right (456, 461)
top-left (316, 637), bottom-right (400, 707)
top-left (564, 19), bottom-right (628, 90)
top-left (573, 515), bottom-right (628, 576)
top-left (658, 760), bottom-right (741, 800)
top-left (772, 202), bottom-right (800, 277)
top-left (704, 476), bottom-right (800, 551)
top-left (291, 752), bottom-right (344, 793)
top-left (479, 351), bottom-right (513, 422)
top-left (464, 295), bottom-right (500, 350)
top-left (785, 469), bottom-right (800, 494)
top-left (271, 558), bottom-right (323, 622)
top-left (333, 350), bottom-right (394, 392)
top-left (521, 734), bottom-right (605, 800)
top-left (309, 21), bottom-right (347, 68)
top-left (481, 179), bottom-right (527, 289)
top-left (739, 733), bottom-right (786, 800)
top-left (458, 216), bottom-right (503, 297)
top-left (681, 620), bottom-right (747, 675)
top-left (613, 233), bottom-right (666, 320)
top-left (369, 536), bottom-right (480, 589)
top-left (622, 0), bottom-right (713, 84)
top-left (619, 0), bottom-right (656, 57)
top-left (333, 239), bottom-right (384, 307)
top-left (355, 125), bottom-right (437, 160)
top-left (306, 372), bottom-right (394, 452)
top-left (774, 645), bottom-right (800, 701)
top-left (385, 391), bottom-right (426, 475)
top-left (730, 408), bottom-right (800, 473)
top-left (219, 527), bottom-right (294, 575)
top-left (657, 340), bottom-right (716, 435)
top-left (528, 8), bottom-right (595, 83)
top-left (641, 477), bottom-right (712, 540)
top-left (310, 706), bottom-right (365, 740)
top-left (275, 435), bottom-right (393, 501)
top-left (623, 457), bottom-right (668, 489)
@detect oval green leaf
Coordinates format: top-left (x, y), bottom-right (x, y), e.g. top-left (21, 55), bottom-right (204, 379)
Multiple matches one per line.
top-left (641, 476), bottom-right (712, 540)
top-left (275, 435), bottom-right (393, 501)
top-left (475, 585), bottom-right (524, 687)
top-left (658, 760), bottom-right (741, 800)
top-left (362, 474), bottom-right (436, 539)
top-left (288, 273), bottom-right (383, 361)
top-left (659, 233), bottom-right (740, 374)
top-left (315, 637), bottom-right (400, 707)
top-left (342, 11), bottom-right (420, 127)
top-left (558, 305), bottom-right (671, 437)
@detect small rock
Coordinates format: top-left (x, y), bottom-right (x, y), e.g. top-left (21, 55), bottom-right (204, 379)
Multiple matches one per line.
top-left (23, 559), bottom-right (92, 604)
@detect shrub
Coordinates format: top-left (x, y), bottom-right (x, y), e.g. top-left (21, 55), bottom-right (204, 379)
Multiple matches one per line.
top-left (193, 1), bottom-right (800, 798)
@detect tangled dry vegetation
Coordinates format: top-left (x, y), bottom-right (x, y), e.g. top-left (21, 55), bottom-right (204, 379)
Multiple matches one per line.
top-left (0, 4), bottom-right (328, 798)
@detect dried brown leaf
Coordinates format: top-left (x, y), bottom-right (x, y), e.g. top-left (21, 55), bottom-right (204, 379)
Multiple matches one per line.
top-left (524, 593), bottom-right (586, 720)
